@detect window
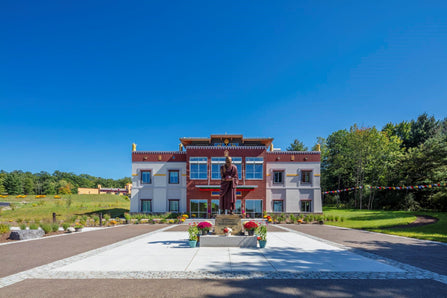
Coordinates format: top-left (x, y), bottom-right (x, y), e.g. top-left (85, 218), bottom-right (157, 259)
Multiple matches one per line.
top-left (190, 199), bottom-right (208, 218)
top-left (273, 171), bottom-right (284, 184)
top-left (246, 157), bottom-right (263, 180)
top-left (211, 157), bottom-right (242, 180)
top-left (301, 171), bottom-right (312, 184)
top-left (211, 199), bottom-right (220, 216)
top-left (141, 200), bottom-right (152, 213)
top-left (235, 200), bottom-right (242, 214)
top-left (190, 157), bottom-right (207, 179)
top-left (211, 157), bottom-right (225, 180)
top-left (169, 200), bottom-right (179, 213)
top-left (245, 200), bottom-right (262, 218)
top-left (301, 200), bottom-right (311, 212)
top-left (141, 171), bottom-right (151, 184)
top-left (273, 200), bottom-right (283, 212)
top-left (168, 170), bottom-right (179, 184)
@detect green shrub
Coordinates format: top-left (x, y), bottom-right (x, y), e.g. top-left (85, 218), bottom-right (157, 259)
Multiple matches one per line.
top-left (0, 224), bottom-right (10, 234)
top-left (92, 215), bottom-right (99, 226)
top-left (334, 216), bottom-right (339, 222)
top-left (16, 218), bottom-right (23, 224)
top-left (20, 223), bottom-right (27, 230)
top-left (289, 214), bottom-right (296, 222)
top-left (65, 196), bottom-right (72, 208)
top-left (29, 223), bottom-right (38, 230)
top-left (40, 223), bottom-right (52, 234)
top-left (340, 217), bottom-right (345, 222)
top-left (62, 223), bottom-right (70, 231)
top-left (104, 214), bottom-right (111, 222)
top-left (124, 213), bottom-right (131, 223)
top-left (51, 223), bottom-right (59, 232)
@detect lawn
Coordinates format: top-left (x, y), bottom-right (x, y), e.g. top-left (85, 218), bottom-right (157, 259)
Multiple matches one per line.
top-left (0, 194), bottom-right (130, 224)
top-left (323, 207), bottom-right (447, 243)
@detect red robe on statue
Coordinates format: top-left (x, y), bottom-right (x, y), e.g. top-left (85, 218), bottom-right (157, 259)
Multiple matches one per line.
top-left (220, 164), bottom-right (238, 212)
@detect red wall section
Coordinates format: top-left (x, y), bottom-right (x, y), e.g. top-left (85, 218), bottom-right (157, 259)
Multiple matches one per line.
top-left (186, 147), bottom-right (267, 214)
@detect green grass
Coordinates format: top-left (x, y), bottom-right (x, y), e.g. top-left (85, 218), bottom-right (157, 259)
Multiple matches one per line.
top-left (323, 207), bottom-right (447, 243)
top-left (0, 194), bottom-right (130, 224)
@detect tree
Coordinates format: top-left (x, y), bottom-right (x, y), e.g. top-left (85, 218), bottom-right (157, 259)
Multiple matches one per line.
top-left (43, 181), bottom-right (57, 195)
top-left (407, 113), bottom-right (439, 148)
top-left (23, 177), bottom-right (35, 195)
top-left (0, 175), bottom-right (6, 194)
top-left (3, 172), bottom-right (23, 195)
top-left (57, 179), bottom-right (72, 194)
top-left (287, 139), bottom-right (308, 151)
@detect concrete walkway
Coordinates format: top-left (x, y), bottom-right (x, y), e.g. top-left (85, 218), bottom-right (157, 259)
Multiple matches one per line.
top-left (49, 230), bottom-right (402, 274)
top-left (1, 224), bottom-right (447, 297)
top-left (281, 224), bottom-right (447, 276)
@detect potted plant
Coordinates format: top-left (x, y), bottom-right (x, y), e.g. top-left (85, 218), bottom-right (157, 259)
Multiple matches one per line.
top-left (257, 225), bottom-right (267, 248)
top-left (197, 221), bottom-right (212, 235)
top-left (244, 221), bottom-right (258, 236)
top-left (223, 227), bottom-right (232, 236)
top-left (188, 224), bottom-right (199, 248)
top-left (74, 224), bottom-right (84, 232)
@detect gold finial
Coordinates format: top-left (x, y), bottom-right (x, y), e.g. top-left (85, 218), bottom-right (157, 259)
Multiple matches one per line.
top-left (316, 144), bottom-right (321, 152)
top-left (224, 138), bottom-right (230, 145)
top-left (270, 143), bottom-right (274, 152)
top-left (132, 143), bottom-right (137, 152)
top-left (179, 143), bottom-right (183, 151)
top-left (224, 150), bottom-right (229, 157)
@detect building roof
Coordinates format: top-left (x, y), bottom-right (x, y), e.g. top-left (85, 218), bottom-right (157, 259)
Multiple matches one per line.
top-left (179, 134), bottom-right (274, 147)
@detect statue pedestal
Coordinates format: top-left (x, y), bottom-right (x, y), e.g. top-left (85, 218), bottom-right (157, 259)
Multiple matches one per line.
top-left (200, 235), bottom-right (257, 248)
top-left (214, 214), bottom-right (242, 235)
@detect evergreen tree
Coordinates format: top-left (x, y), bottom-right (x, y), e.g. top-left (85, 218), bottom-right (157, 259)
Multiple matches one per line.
top-left (286, 139), bottom-right (308, 151)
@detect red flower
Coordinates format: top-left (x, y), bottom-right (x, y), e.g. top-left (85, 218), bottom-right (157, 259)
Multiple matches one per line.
top-left (244, 221), bottom-right (258, 230)
top-left (197, 221), bottom-right (212, 230)
top-left (257, 236), bottom-right (261, 241)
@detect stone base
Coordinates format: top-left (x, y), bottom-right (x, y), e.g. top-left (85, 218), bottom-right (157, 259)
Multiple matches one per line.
top-left (199, 235), bottom-right (257, 248)
top-left (9, 229), bottom-right (45, 240)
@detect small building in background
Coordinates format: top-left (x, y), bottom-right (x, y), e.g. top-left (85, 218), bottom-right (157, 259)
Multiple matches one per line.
top-left (130, 134), bottom-right (322, 217)
top-left (78, 184), bottom-right (131, 196)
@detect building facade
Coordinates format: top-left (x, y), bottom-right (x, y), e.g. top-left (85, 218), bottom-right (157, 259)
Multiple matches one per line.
top-left (130, 135), bottom-right (322, 217)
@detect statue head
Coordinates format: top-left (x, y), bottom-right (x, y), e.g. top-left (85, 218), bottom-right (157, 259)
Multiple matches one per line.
top-left (225, 156), bottom-right (232, 165)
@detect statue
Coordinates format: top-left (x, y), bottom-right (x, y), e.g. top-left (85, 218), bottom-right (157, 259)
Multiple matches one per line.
top-left (220, 156), bottom-right (238, 214)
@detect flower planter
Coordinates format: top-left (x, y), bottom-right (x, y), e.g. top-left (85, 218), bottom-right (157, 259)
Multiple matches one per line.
top-left (201, 230), bottom-right (208, 235)
top-left (188, 240), bottom-right (197, 248)
top-left (247, 230), bottom-right (254, 236)
top-left (259, 240), bottom-right (267, 248)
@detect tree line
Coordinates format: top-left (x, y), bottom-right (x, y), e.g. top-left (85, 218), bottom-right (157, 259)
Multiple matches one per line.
top-left (288, 113), bottom-right (447, 211)
top-left (0, 170), bottom-right (131, 195)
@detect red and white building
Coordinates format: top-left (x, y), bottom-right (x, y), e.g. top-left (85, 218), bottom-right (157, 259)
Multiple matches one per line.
top-left (130, 135), bottom-right (322, 218)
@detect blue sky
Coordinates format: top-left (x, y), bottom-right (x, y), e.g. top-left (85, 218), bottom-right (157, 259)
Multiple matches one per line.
top-left (1, 1), bottom-right (446, 179)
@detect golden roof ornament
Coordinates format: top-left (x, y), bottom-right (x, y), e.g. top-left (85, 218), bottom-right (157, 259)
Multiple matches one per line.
top-left (132, 143), bottom-right (137, 152)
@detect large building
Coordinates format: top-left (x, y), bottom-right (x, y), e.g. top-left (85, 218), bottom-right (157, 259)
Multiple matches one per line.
top-left (130, 134), bottom-right (322, 217)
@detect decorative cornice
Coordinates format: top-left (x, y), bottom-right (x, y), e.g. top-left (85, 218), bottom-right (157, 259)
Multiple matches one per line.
top-left (266, 151), bottom-right (320, 155)
top-left (186, 146), bottom-right (267, 150)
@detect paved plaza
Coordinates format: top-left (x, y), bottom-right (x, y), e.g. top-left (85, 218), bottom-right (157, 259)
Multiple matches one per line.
top-left (0, 224), bottom-right (446, 297)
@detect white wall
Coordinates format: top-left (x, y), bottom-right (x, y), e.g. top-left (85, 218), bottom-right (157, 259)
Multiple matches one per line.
top-left (130, 161), bottom-right (186, 213)
top-left (266, 162), bottom-right (322, 213)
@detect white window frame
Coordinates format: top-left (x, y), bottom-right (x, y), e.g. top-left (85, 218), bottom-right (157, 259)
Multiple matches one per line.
top-left (245, 157), bottom-right (263, 180)
top-left (211, 157), bottom-right (242, 180)
top-left (189, 157), bottom-right (208, 180)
